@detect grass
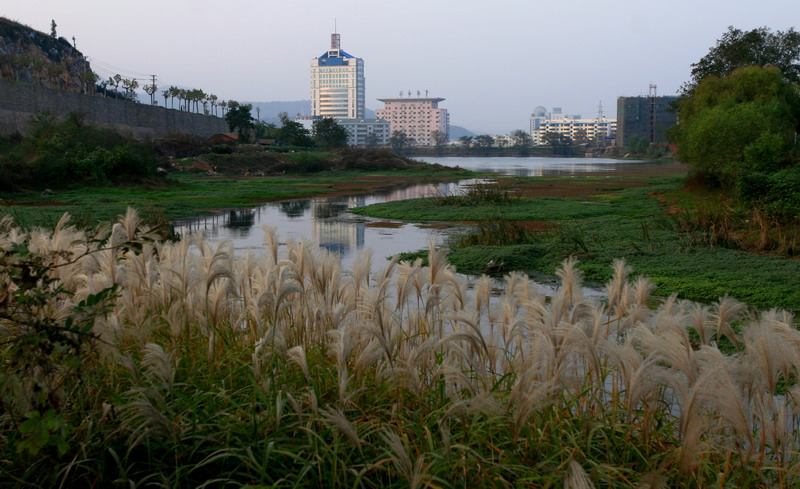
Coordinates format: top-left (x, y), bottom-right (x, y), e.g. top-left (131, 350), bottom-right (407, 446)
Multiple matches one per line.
top-left (352, 178), bottom-right (800, 312)
top-left (0, 168), bottom-right (472, 229)
top-left (2, 211), bottom-right (800, 487)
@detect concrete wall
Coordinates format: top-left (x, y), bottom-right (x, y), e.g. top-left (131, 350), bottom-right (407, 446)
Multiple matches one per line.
top-left (0, 79), bottom-right (228, 139)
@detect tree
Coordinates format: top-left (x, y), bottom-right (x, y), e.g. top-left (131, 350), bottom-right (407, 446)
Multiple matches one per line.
top-left (542, 132), bottom-right (574, 156)
top-left (509, 129), bottom-right (532, 149)
top-left (626, 135), bottom-right (650, 155)
top-left (684, 26), bottom-right (800, 94)
top-left (390, 130), bottom-right (413, 154)
top-left (474, 134), bottom-right (494, 148)
top-left (312, 118), bottom-right (349, 148)
top-left (50, 20), bottom-right (57, 38)
top-left (458, 135), bottom-right (473, 147)
top-left (224, 102), bottom-right (255, 142)
top-left (121, 78), bottom-right (139, 100)
top-left (572, 129), bottom-right (590, 147)
top-left (669, 65), bottom-right (800, 187)
top-left (277, 114), bottom-right (313, 147)
top-left (143, 83), bottom-right (158, 105)
top-left (431, 130), bottom-right (448, 150)
top-left (256, 122), bottom-right (279, 140)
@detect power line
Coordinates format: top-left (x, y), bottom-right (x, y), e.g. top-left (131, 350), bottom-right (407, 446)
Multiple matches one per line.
top-left (86, 55), bottom-right (153, 78)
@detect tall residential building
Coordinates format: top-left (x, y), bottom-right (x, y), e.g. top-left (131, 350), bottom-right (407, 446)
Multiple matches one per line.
top-left (310, 33), bottom-right (365, 119)
top-left (529, 106), bottom-right (615, 146)
top-left (375, 97), bottom-right (449, 146)
top-left (616, 92), bottom-right (678, 147)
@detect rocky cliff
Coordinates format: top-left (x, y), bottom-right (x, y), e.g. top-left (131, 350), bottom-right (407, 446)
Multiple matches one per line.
top-left (0, 17), bottom-right (94, 94)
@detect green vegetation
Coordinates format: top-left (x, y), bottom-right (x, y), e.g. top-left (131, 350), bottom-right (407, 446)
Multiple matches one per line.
top-left (668, 26), bottom-right (800, 247)
top-left (224, 101), bottom-right (256, 141)
top-left (3, 212), bottom-right (800, 487)
top-left (0, 165), bottom-right (468, 229)
top-left (0, 112), bottom-right (164, 191)
top-left (352, 179), bottom-right (800, 311)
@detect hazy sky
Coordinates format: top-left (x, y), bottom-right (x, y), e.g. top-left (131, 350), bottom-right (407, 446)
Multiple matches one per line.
top-left (4, 1), bottom-right (799, 134)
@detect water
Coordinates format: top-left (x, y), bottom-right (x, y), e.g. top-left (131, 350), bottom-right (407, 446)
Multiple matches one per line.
top-left (172, 156), bottom-right (644, 276)
top-left (423, 156), bottom-right (645, 177)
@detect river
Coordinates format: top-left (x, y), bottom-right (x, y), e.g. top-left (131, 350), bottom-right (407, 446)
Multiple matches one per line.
top-left (172, 156), bottom-right (647, 280)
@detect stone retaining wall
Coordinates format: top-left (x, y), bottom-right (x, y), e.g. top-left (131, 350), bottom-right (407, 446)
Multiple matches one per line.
top-left (0, 79), bottom-right (227, 138)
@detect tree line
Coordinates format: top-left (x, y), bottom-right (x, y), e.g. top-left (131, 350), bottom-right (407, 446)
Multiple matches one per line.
top-left (668, 26), bottom-right (800, 225)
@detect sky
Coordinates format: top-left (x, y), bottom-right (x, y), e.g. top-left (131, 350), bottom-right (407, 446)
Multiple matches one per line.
top-left (3, 0), bottom-right (799, 134)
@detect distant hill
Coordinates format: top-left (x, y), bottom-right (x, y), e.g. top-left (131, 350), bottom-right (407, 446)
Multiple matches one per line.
top-left (244, 100), bottom-right (377, 125)
top-left (448, 125), bottom-right (476, 141)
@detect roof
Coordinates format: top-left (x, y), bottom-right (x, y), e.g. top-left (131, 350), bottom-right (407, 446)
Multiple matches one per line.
top-left (317, 50), bottom-right (357, 66)
top-left (377, 98), bottom-right (446, 103)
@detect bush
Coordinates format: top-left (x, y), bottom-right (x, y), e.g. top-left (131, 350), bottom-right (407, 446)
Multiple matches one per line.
top-left (737, 167), bottom-right (800, 223)
top-left (211, 144), bottom-right (233, 154)
top-left (0, 112), bottom-right (163, 189)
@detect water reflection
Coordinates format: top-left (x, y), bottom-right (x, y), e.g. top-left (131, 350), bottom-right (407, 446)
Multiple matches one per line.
top-left (423, 156), bottom-right (645, 177)
top-left (173, 180), bottom-right (465, 268)
top-left (279, 200), bottom-right (311, 218)
top-left (173, 157), bottom-right (654, 268)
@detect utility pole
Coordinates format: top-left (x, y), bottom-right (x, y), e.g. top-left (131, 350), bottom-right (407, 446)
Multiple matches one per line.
top-left (648, 84), bottom-right (657, 144)
top-left (151, 75), bottom-right (157, 105)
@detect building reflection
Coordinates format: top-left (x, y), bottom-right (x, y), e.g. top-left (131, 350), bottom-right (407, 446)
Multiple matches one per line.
top-left (279, 199), bottom-right (311, 218)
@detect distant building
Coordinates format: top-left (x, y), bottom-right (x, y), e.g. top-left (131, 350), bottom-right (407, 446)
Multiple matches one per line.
top-left (310, 33), bottom-right (365, 119)
top-left (529, 105), bottom-right (616, 146)
top-left (616, 94), bottom-right (678, 147)
top-left (375, 97), bottom-right (449, 146)
top-left (334, 118), bottom-right (390, 147)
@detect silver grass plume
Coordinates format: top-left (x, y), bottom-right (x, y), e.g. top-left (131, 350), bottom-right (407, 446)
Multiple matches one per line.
top-left (564, 460), bottom-right (596, 489)
top-left (320, 406), bottom-right (361, 447)
top-left (142, 343), bottom-right (176, 394)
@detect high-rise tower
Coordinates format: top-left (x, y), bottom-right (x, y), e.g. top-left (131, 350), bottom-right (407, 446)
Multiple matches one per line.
top-left (310, 33), bottom-right (365, 119)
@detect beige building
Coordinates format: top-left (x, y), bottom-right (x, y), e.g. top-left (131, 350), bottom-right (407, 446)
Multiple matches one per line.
top-left (310, 33), bottom-right (365, 119)
top-left (375, 97), bottom-right (449, 146)
top-left (529, 105), bottom-right (616, 146)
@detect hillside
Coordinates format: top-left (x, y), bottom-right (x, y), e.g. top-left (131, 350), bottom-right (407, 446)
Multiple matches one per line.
top-left (0, 16), bottom-right (94, 94)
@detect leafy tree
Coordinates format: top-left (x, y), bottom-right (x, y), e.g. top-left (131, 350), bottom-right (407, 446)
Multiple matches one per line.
top-left (276, 113), bottom-right (312, 147)
top-left (572, 129), bottom-right (590, 147)
top-left (255, 121), bottom-right (279, 140)
top-left (669, 66), bottom-right (800, 187)
top-left (390, 130), bottom-right (413, 154)
top-left (509, 129), bottom-right (532, 149)
top-left (312, 118), bottom-right (349, 148)
top-left (474, 134), bottom-right (494, 148)
top-left (626, 135), bottom-right (650, 155)
top-left (143, 83), bottom-right (158, 105)
top-left (684, 26), bottom-right (800, 94)
top-left (458, 135), bottom-right (473, 147)
top-left (542, 132), bottom-right (574, 156)
top-left (431, 130), bottom-right (448, 150)
top-left (224, 102), bottom-right (255, 142)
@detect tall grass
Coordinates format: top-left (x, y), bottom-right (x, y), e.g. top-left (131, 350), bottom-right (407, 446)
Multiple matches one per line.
top-left (432, 181), bottom-right (516, 206)
top-left (2, 209), bottom-right (800, 487)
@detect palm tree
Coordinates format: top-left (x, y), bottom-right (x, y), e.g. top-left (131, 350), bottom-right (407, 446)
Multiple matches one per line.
top-left (210, 94), bottom-right (218, 116)
top-left (219, 100), bottom-right (228, 118)
top-left (162, 88), bottom-right (170, 107)
top-left (169, 86), bottom-right (180, 109)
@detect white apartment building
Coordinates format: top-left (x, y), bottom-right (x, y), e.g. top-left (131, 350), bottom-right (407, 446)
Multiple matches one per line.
top-left (334, 118), bottom-right (390, 147)
top-left (375, 97), bottom-right (449, 146)
top-left (529, 106), bottom-right (616, 146)
top-left (310, 33), bottom-right (365, 119)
